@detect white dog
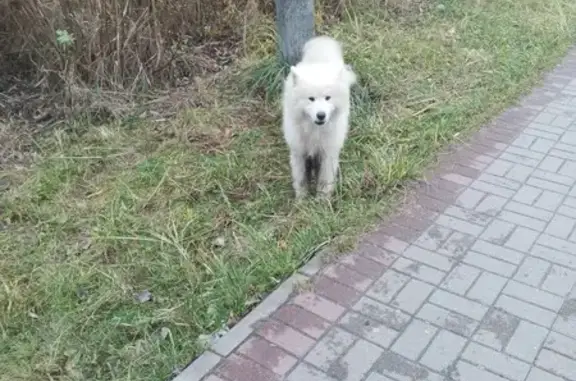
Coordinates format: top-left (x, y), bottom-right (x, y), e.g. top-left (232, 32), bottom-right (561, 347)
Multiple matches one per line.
top-left (281, 36), bottom-right (356, 199)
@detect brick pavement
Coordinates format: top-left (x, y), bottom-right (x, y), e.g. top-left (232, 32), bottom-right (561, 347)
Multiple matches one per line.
top-left (177, 49), bottom-right (576, 381)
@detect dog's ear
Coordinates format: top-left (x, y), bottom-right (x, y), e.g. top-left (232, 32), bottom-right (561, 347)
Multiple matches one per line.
top-left (289, 66), bottom-right (300, 85)
top-left (340, 64), bottom-right (357, 87)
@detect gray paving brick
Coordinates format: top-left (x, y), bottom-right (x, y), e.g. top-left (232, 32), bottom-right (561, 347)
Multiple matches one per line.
top-left (475, 194), bottom-right (508, 216)
top-left (513, 134), bottom-right (537, 148)
top-left (558, 204), bottom-right (576, 218)
top-left (454, 360), bottom-right (509, 381)
top-left (533, 168), bottom-right (575, 186)
top-left (364, 373), bottom-right (395, 381)
top-left (495, 294), bottom-right (557, 327)
top-left (542, 264), bottom-right (576, 296)
top-left (478, 173), bottom-right (522, 190)
top-left (352, 297), bottom-right (411, 331)
top-left (527, 176), bottom-right (571, 193)
top-left (481, 219), bottom-right (515, 244)
top-left (499, 210), bottom-right (547, 231)
top-left (305, 327), bottom-right (356, 371)
top-left (525, 368), bottom-right (565, 381)
top-left (537, 233), bottom-right (576, 256)
top-left (536, 349), bottom-right (576, 380)
top-left (545, 331), bottom-right (576, 360)
top-left (553, 316), bottom-right (576, 340)
top-left (435, 214), bottom-right (484, 236)
top-left (339, 311), bottom-right (398, 348)
top-left (552, 115), bottom-right (575, 128)
top-left (413, 225), bottom-right (452, 251)
top-left (529, 121), bottom-right (565, 136)
top-left (514, 256), bottom-right (551, 286)
top-left (442, 173), bottom-right (473, 186)
top-left (330, 339), bottom-right (383, 381)
top-left (287, 363), bottom-right (338, 381)
top-left (512, 185), bottom-right (542, 205)
top-left (420, 329), bottom-right (466, 372)
top-left (503, 280), bottom-right (564, 311)
top-left (437, 231), bottom-right (476, 258)
top-left (417, 303), bottom-right (478, 337)
top-left (559, 160), bottom-right (576, 178)
top-left (534, 112), bottom-right (557, 124)
top-left (486, 159), bottom-right (514, 176)
top-left (505, 226), bottom-right (539, 252)
top-left (505, 320), bottom-right (548, 362)
top-left (372, 349), bottom-right (443, 381)
top-left (391, 319), bottom-right (437, 360)
top-left (366, 270), bottom-right (410, 304)
top-left (524, 128), bottom-right (560, 142)
top-left (429, 289), bottom-right (488, 320)
top-left (471, 239), bottom-right (524, 264)
top-left (506, 146), bottom-right (546, 161)
top-left (546, 214), bottom-right (576, 239)
top-left (462, 342), bottom-right (530, 381)
top-left (471, 179), bottom-right (516, 198)
top-left (473, 309), bottom-right (520, 351)
top-left (531, 138), bottom-right (555, 153)
top-left (391, 279), bottom-right (433, 314)
top-left (505, 163), bottom-right (534, 182)
top-left (445, 205), bottom-right (493, 226)
top-left (391, 257), bottom-right (445, 285)
top-left (539, 156), bottom-right (565, 172)
top-left (403, 246), bottom-right (453, 272)
top-left (456, 188), bottom-right (486, 210)
top-left (462, 251), bottom-right (517, 277)
top-left (557, 141), bottom-right (576, 154)
top-left (505, 200), bottom-right (554, 221)
top-left (467, 272), bottom-right (507, 305)
top-left (532, 244), bottom-right (576, 270)
top-left (441, 263), bottom-right (481, 295)
top-left (549, 147), bottom-right (575, 160)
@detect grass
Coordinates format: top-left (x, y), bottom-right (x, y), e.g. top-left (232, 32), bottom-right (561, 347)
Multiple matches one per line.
top-left (2, 0), bottom-right (576, 380)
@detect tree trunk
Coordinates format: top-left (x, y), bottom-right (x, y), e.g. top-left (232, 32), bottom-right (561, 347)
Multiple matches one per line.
top-left (274, 0), bottom-right (315, 66)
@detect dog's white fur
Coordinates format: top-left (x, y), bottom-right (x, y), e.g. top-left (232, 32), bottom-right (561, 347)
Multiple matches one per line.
top-left (282, 36), bottom-right (356, 198)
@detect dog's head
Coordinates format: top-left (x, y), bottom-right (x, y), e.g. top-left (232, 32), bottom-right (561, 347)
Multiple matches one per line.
top-left (288, 63), bottom-right (356, 126)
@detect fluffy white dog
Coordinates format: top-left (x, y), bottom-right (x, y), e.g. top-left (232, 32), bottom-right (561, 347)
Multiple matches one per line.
top-left (281, 36), bottom-right (356, 199)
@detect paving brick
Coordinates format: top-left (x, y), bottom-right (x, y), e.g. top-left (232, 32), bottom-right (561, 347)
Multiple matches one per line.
top-left (444, 205), bottom-right (492, 226)
top-left (471, 179), bottom-right (516, 198)
top-left (417, 303), bottom-right (478, 337)
top-left (512, 135), bottom-right (536, 149)
top-left (304, 328), bottom-right (356, 371)
top-left (536, 349), bottom-right (576, 380)
top-left (437, 231), bottom-right (476, 257)
top-left (539, 156), bottom-right (564, 172)
top-left (454, 360), bottom-right (509, 381)
top-left (391, 257), bottom-right (445, 285)
top-left (462, 251), bottom-right (517, 277)
top-left (455, 188), bottom-right (486, 209)
top-left (328, 339), bottom-right (383, 381)
top-left (499, 210), bottom-right (547, 231)
top-left (354, 242), bottom-right (399, 266)
top-left (286, 363), bottom-right (337, 381)
top-left (256, 320), bottom-right (315, 357)
top-left (478, 173), bottom-right (522, 191)
top-left (471, 239), bottom-right (524, 264)
top-left (216, 354), bottom-right (280, 381)
top-left (495, 294), bottom-right (557, 327)
top-left (486, 159), bottom-right (514, 176)
top-left (559, 160), bottom-right (576, 177)
top-left (545, 331), bottom-right (576, 360)
top-left (314, 276), bottom-right (362, 307)
top-left (473, 308), bottom-right (520, 351)
top-left (504, 226), bottom-right (539, 252)
top-left (339, 253), bottom-right (387, 280)
top-left (429, 289), bottom-right (488, 320)
top-left (403, 245), bottom-right (453, 271)
top-left (292, 292), bottom-right (346, 322)
top-left (525, 368), bottom-right (565, 381)
top-left (441, 263), bottom-right (481, 295)
top-left (507, 146), bottom-right (546, 161)
top-left (175, 352), bottom-right (221, 381)
top-left (512, 185), bottom-right (542, 205)
top-left (531, 244), bottom-right (576, 270)
top-left (505, 320), bottom-right (548, 362)
top-left (542, 265), bottom-right (576, 296)
top-left (366, 269), bottom-right (410, 303)
top-left (391, 319), bottom-right (439, 361)
top-left (419, 330), bottom-right (467, 372)
top-left (506, 163), bottom-right (534, 183)
top-left (533, 168), bottom-right (575, 186)
top-left (373, 349), bottom-right (443, 381)
top-left (524, 128), bottom-right (560, 142)
top-left (514, 256), bottom-right (551, 286)
top-left (531, 138), bottom-right (556, 153)
top-left (364, 373), bottom-right (395, 381)
top-left (503, 280), bottom-right (564, 311)
top-left (534, 112), bottom-right (557, 124)
top-left (546, 214), bottom-right (576, 239)
top-left (480, 219), bottom-right (515, 244)
top-left (339, 311), bottom-right (398, 348)
top-left (442, 172), bottom-right (474, 186)
top-left (435, 214), bottom-right (484, 236)
top-left (352, 297), bottom-right (411, 330)
top-left (462, 342), bottom-right (530, 381)
top-left (391, 279), bottom-right (434, 314)
top-left (273, 305), bottom-right (330, 339)
top-left (467, 272), bottom-right (507, 305)
top-left (413, 224), bottom-right (452, 251)
top-left (505, 200), bottom-right (554, 221)
top-left (322, 264), bottom-right (373, 292)
top-left (558, 204), bottom-right (576, 218)
top-left (365, 234), bottom-right (409, 255)
top-left (527, 176), bottom-right (571, 193)
top-left (237, 337), bottom-right (298, 375)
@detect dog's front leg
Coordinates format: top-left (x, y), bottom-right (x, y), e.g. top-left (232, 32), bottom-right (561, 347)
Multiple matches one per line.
top-left (290, 152), bottom-right (308, 199)
top-left (317, 152), bottom-right (339, 198)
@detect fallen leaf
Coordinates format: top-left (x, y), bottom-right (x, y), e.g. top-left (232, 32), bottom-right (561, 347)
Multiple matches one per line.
top-left (135, 290), bottom-right (153, 303)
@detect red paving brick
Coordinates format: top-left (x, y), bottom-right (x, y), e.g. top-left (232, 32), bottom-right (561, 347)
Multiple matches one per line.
top-left (273, 304), bottom-right (330, 339)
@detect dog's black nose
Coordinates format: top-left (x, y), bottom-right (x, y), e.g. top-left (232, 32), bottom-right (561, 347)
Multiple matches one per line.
top-left (316, 112), bottom-right (326, 121)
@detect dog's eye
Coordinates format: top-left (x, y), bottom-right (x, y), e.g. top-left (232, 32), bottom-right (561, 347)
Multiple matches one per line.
top-left (308, 97), bottom-right (315, 101)
top-left (325, 96), bottom-right (331, 100)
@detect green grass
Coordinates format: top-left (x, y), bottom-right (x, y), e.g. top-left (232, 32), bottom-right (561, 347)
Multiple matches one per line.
top-left (2, 0), bottom-right (576, 379)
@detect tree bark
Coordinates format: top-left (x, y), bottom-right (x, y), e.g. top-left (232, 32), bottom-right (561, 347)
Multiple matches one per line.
top-left (274, 0), bottom-right (315, 66)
